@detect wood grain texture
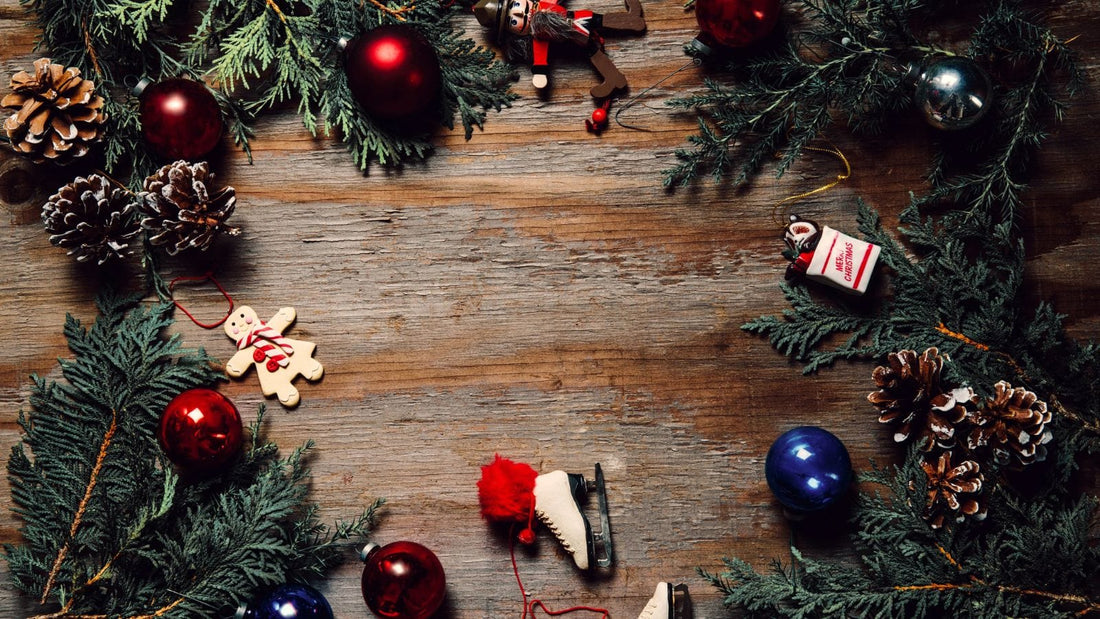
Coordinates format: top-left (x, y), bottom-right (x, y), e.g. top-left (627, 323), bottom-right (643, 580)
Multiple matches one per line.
top-left (1, 2), bottom-right (1099, 616)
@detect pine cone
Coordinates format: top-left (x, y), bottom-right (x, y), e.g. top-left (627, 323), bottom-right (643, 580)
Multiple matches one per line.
top-left (868, 348), bottom-right (966, 449)
top-left (2, 58), bottom-right (106, 163)
top-left (138, 160), bottom-right (240, 255)
top-left (967, 381), bottom-right (1053, 467)
top-left (42, 174), bottom-right (141, 265)
top-left (912, 451), bottom-right (986, 529)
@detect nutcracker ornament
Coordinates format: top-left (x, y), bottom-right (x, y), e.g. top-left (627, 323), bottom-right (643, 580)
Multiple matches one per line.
top-left (478, 454), bottom-right (613, 570)
top-left (224, 306), bottom-right (324, 408)
top-left (473, 0), bottom-right (645, 99)
top-left (782, 214), bottom-right (881, 295)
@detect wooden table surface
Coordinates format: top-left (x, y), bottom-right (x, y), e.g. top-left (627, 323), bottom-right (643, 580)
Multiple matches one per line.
top-left (2, 1), bottom-right (1099, 617)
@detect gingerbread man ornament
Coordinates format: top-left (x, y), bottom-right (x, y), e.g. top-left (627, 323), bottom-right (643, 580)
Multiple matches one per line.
top-left (224, 306), bottom-right (323, 407)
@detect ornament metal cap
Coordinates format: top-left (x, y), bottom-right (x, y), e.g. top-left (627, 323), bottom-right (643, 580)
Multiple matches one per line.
top-left (360, 542), bottom-right (380, 562)
top-left (472, 0), bottom-right (508, 40)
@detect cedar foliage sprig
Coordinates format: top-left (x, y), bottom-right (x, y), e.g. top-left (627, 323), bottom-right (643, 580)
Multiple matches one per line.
top-left (4, 290), bottom-right (380, 616)
top-left (664, 0), bottom-right (1081, 225)
top-left (702, 456), bottom-right (1100, 617)
top-left (22, 0), bottom-right (517, 185)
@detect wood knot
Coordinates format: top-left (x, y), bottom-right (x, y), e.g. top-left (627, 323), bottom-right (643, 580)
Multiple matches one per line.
top-left (0, 153), bottom-right (50, 225)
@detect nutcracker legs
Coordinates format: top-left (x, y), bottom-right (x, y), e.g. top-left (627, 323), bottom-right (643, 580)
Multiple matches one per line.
top-left (601, 0), bottom-right (646, 32)
top-left (589, 49), bottom-right (628, 98)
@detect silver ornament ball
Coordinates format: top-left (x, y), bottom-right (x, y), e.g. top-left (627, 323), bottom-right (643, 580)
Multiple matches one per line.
top-left (915, 57), bottom-right (993, 130)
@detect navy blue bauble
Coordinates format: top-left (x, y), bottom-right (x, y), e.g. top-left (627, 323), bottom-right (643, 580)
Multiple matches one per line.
top-left (239, 584), bottom-right (334, 619)
top-left (765, 426), bottom-right (853, 512)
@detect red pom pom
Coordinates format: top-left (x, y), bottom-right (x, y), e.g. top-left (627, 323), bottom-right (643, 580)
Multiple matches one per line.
top-left (591, 108), bottom-right (608, 125)
top-left (477, 454), bottom-right (537, 523)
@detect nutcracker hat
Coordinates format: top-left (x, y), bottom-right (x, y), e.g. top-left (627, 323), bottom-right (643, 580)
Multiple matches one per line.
top-left (473, 0), bottom-right (509, 40)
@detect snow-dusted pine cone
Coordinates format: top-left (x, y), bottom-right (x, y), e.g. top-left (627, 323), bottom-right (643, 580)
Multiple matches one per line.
top-left (2, 58), bottom-right (106, 163)
top-left (138, 160), bottom-right (240, 255)
top-left (868, 348), bottom-right (967, 449)
top-left (912, 451), bottom-right (986, 529)
top-left (967, 380), bottom-right (1053, 467)
top-left (42, 174), bottom-right (141, 265)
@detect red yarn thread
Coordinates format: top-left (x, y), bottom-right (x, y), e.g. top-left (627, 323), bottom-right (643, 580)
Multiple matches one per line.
top-left (168, 272), bottom-right (234, 329)
top-left (510, 526), bottom-right (610, 619)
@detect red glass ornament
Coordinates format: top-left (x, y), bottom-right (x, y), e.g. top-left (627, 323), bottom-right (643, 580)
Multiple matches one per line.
top-left (361, 541), bottom-right (446, 619)
top-left (157, 388), bottom-right (242, 473)
top-left (139, 78), bottom-right (224, 161)
top-left (344, 25), bottom-right (442, 121)
top-left (695, 0), bottom-right (781, 48)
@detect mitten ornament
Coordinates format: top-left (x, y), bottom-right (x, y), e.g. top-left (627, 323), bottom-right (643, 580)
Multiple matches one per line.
top-left (41, 174), bottom-right (141, 265)
top-left (224, 306), bottom-right (324, 407)
top-left (782, 214), bottom-right (880, 294)
top-left (477, 455), bottom-right (613, 570)
top-left (473, 0), bottom-right (645, 99)
top-left (138, 160), bottom-right (240, 255)
top-left (2, 58), bottom-right (106, 163)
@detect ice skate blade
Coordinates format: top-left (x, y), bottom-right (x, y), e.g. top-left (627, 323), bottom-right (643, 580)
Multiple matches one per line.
top-left (588, 462), bottom-right (614, 567)
top-left (672, 583), bottom-right (692, 618)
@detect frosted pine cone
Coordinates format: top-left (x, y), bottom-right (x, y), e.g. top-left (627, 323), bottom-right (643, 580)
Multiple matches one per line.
top-left (138, 160), bottom-right (240, 255)
top-left (912, 451), bottom-right (986, 529)
top-left (2, 58), bottom-right (106, 163)
top-left (967, 381), bottom-right (1053, 467)
top-left (869, 348), bottom-right (964, 449)
top-left (42, 174), bottom-right (141, 265)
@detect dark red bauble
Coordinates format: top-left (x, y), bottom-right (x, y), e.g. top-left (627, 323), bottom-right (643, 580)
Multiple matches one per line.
top-left (695, 0), bottom-right (781, 48)
top-left (157, 388), bottom-right (242, 472)
top-left (139, 78), bottom-right (224, 161)
top-left (344, 25), bottom-right (442, 121)
top-left (361, 541), bottom-right (446, 619)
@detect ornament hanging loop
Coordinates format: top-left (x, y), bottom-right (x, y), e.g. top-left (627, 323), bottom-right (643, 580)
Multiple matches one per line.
top-left (168, 272), bottom-right (235, 329)
top-left (614, 56), bottom-right (702, 131)
top-left (771, 141), bottom-right (851, 228)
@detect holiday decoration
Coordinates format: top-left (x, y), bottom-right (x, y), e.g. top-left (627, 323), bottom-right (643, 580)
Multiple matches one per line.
top-left (238, 583), bottom-right (334, 619)
top-left (586, 100), bottom-right (611, 133)
top-left (694, 0), bottom-right (780, 49)
top-left (866, 348), bottom-right (951, 447)
top-left (473, 0), bottom-right (645, 98)
top-left (5, 290), bottom-right (380, 615)
top-left (477, 454), bottom-right (613, 569)
top-left (344, 25), bottom-right (442, 122)
top-left (638, 582), bottom-right (692, 619)
top-left (225, 306), bottom-right (324, 408)
top-left (360, 541), bottom-right (446, 619)
top-left (2, 57), bottom-right (105, 163)
top-left (781, 215), bottom-right (881, 294)
top-left (966, 380), bottom-right (1052, 466)
top-left (138, 77), bottom-right (224, 161)
top-left (138, 160), bottom-right (240, 255)
top-left (20, 1), bottom-right (514, 177)
top-left (913, 451), bottom-right (985, 529)
top-left (764, 426), bottom-right (853, 513)
top-left (157, 387), bottom-right (243, 472)
top-left (41, 173), bottom-right (141, 264)
top-left (914, 57), bottom-right (993, 130)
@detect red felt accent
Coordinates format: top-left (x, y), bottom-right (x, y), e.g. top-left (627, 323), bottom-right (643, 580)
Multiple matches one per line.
top-left (478, 454), bottom-right (537, 523)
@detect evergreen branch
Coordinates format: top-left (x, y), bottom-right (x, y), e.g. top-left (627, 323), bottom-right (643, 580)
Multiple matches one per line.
top-left (40, 410), bottom-right (118, 605)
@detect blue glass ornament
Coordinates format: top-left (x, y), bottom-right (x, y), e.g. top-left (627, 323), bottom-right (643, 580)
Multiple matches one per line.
top-left (765, 426), bottom-right (853, 512)
top-left (238, 584), bottom-right (334, 619)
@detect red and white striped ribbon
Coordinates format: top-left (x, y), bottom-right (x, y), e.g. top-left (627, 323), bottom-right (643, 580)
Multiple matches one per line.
top-left (238, 321), bottom-right (294, 368)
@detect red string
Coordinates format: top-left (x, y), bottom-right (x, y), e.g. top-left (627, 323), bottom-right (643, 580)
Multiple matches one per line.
top-left (168, 272), bottom-right (235, 329)
top-left (510, 526), bottom-right (610, 619)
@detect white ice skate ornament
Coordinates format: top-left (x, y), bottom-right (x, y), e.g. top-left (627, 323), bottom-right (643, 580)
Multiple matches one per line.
top-left (783, 215), bottom-right (881, 295)
top-left (224, 306), bottom-right (324, 408)
top-left (638, 582), bottom-right (692, 619)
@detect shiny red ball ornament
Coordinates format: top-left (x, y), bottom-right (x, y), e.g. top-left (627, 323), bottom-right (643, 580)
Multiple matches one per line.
top-left (591, 107), bottom-right (608, 125)
top-left (361, 541), bottom-right (446, 619)
top-left (695, 0), bottom-right (781, 48)
top-left (157, 388), bottom-right (242, 473)
top-left (344, 25), bottom-right (442, 121)
top-left (139, 78), bottom-right (224, 161)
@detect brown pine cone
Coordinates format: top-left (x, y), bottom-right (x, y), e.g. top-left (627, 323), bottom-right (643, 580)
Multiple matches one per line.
top-left (42, 174), bottom-right (141, 265)
top-left (868, 348), bottom-right (966, 449)
top-left (2, 58), bottom-right (106, 163)
top-left (912, 451), bottom-right (986, 529)
top-left (967, 381), bottom-right (1053, 467)
top-left (138, 160), bottom-right (240, 255)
